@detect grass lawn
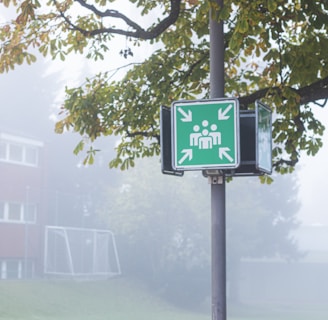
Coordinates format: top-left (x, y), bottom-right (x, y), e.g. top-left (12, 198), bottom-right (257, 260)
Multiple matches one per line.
top-left (0, 278), bottom-right (327, 320)
top-left (229, 302), bottom-right (328, 320)
top-left (0, 278), bottom-right (210, 320)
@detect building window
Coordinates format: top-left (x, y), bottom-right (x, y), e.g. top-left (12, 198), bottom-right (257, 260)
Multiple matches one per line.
top-left (0, 260), bottom-right (34, 279)
top-left (0, 143), bottom-right (39, 166)
top-left (0, 201), bottom-right (4, 220)
top-left (1, 260), bottom-right (6, 279)
top-left (9, 143), bottom-right (23, 162)
top-left (0, 202), bottom-right (37, 224)
top-left (0, 134), bottom-right (43, 167)
top-left (0, 141), bottom-right (5, 159)
top-left (6, 260), bottom-right (21, 279)
top-left (8, 203), bottom-right (22, 221)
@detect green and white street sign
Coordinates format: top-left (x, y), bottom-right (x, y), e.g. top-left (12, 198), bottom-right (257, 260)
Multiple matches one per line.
top-left (172, 99), bottom-right (240, 171)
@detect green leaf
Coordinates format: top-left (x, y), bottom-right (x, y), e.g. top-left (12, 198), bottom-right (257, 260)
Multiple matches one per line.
top-left (267, 0), bottom-right (277, 12)
top-left (73, 140), bottom-right (85, 155)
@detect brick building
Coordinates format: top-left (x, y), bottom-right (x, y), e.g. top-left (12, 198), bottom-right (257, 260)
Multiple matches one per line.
top-left (0, 132), bottom-right (46, 279)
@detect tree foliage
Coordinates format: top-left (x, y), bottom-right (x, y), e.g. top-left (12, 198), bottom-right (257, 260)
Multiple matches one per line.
top-left (97, 157), bottom-right (211, 305)
top-left (0, 0), bottom-right (327, 173)
top-left (97, 157), bottom-right (301, 305)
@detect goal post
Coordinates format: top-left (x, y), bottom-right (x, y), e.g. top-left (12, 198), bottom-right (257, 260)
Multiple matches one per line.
top-left (44, 226), bottom-right (121, 278)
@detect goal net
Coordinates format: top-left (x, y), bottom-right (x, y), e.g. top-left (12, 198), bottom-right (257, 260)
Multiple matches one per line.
top-left (44, 226), bottom-right (121, 278)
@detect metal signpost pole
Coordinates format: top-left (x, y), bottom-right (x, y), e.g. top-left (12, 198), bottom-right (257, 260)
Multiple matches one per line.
top-left (210, 1), bottom-right (226, 320)
top-left (161, 2), bottom-right (271, 319)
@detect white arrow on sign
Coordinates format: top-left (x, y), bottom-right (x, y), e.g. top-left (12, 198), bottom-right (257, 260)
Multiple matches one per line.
top-left (219, 147), bottom-right (233, 162)
top-left (218, 104), bottom-right (233, 120)
top-left (178, 149), bottom-right (193, 164)
top-left (178, 107), bottom-right (192, 122)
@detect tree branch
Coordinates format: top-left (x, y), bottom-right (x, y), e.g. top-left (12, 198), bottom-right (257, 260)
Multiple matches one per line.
top-left (239, 76), bottom-right (328, 108)
top-left (298, 76), bottom-right (328, 105)
top-left (74, 0), bottom-right (144, 32)
top-left (272, 158), bottom-right (298, 169)
top-left (126, 129), bottom-right (160, 144)
top-left (59, 0), bottom-right (181, 40)
top-left (238, 87), bottom-right (279, 108)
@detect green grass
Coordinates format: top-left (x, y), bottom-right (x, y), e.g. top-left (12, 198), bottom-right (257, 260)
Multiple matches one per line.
top-left (0, 278), bottom-right (327, 320)
top-left (0, 278), bottom-right (210, 320)
top-left (229, 302), bottom-right (328, 320)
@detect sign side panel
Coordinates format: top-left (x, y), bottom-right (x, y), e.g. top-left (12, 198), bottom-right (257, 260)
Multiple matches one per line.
top-left (160, 106), bottom-right (183, 176)
top-left (255, 101), bottom-right (272, 174)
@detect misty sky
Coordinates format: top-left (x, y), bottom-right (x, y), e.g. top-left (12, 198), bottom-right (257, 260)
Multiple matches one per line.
top-left (297, 106), bottom-right (328, 226)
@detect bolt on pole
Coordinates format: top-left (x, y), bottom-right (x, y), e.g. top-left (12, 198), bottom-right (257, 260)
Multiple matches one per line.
top-left (209, 1), bottom-right (227, 320)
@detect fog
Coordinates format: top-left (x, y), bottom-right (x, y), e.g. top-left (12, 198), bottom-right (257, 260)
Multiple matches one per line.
top-left (0, 55), bottom-right (327, 319)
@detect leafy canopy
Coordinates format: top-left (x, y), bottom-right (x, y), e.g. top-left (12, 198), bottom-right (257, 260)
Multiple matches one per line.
top-left (0, 0), bottom-right (327, 173)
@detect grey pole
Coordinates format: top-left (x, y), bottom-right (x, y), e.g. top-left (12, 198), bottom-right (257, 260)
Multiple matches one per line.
top-left (210, 0), bottom-right (224, 98)
top-left (209, 1), bottom-right (226, 320)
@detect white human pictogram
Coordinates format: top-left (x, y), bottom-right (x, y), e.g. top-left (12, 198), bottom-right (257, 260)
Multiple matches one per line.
top-left (199, 128), bottom-right (212, 149)
top-left (190, 125), bottom-right (202, 146)
top-left (190, 119), bottom-right (221, 150)
top-left (209, 124), bottom-right (221, 145)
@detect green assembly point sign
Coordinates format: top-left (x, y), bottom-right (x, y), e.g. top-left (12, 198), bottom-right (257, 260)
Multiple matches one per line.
top-left (172, 99), bottom-right (240, 171)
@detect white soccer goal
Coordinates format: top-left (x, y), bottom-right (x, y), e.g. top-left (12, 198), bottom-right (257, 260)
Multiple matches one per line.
top-left (44, 226), bottom-right (121, 278)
